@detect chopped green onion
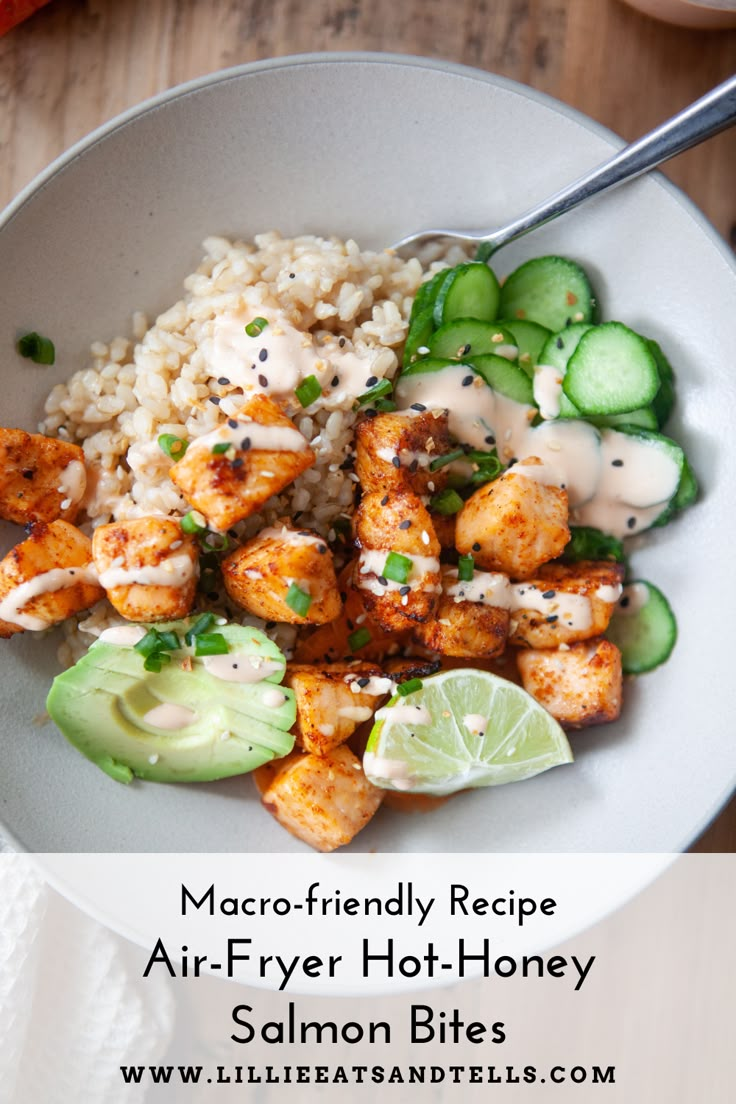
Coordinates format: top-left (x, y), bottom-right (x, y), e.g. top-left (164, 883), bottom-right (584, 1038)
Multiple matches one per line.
top-left (457, 554), bottom-right (475, 582)
top-left (156, 631), bottom-right (181, 652)
top-left (181, 510), bottom-right (207, 535)
top-left (158, 434), bottom-right (188, 460)
top-left (17, 331), bottom-right (55, 365)
top-left (397, 678), bottom-right (423, 697)
top-left (184, 611), bottom-right (216, 645)
top-left (285, 582), bottom-right (313, 617)
top-left (143, 651), bottom-right (172, 673)
top-left (245, 317), bottom-right (268, 337)
top-left (211, 441), bottom-right (232, 455)
top-left (383, 551), bottom-right (413, 585)
top-left (356, 378), bottom-right (392, 407)
top-left (295, 374), bottom-right (322, 408)
top-left (373, 398), bottom-right (397, 413)
top-left (429, 448), bottom-right (466, 472)
top-left (466, 448), bottom-right (502, 485)
top-left (134, 628), bottom-right (163, 658)
top-left (194, 633), bottom-right (229, 657)
top-left (201, 530), bottom-right (230, 552)
top-left (430, 488), bottom-right (464, 515)
top-left (348, 627), bottom-right (372, 652)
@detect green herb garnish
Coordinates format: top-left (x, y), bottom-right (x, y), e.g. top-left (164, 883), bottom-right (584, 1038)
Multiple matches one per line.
top-left (17, 331), bottom-right (55, 365)
top-left (356, 379), bottom-right (392, 407)
top-left (134, 628), bottom-right (164, 659)
top-left (143, 652), bottom-right (172, 673)
top-left (158, 434), bottom-right (188, 460)
top-left (397, 678), bottom-right (423, 697)
top-left (245, 317), bottom-right (268, 337)
top-left (348, 627), bottom-right (372, 652)
top-left (373, 398), bottom-right (397, 412)
top-left (211, 441), bottom-right (232, 455)
top-left (194, 633), bottom-right (229, 657)
top-left (430, 488), bottom-right (464, 515)
top-left (382, 551), bottom-right (413, 585)
top-left (181, 510), bottom-right (207, 535)
top-left (429, 448), bottom-right (466, 472)
top-left (285, 582), bottom-right (313, 617)
top-left (457, 554), bottom-right (475, 582)
top-left (184, 611), bottom-right (216, 645)
top-left (295, 375), bottom-right (322, 408)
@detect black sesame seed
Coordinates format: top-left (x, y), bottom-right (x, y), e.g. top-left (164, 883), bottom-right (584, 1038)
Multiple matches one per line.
top-left (479, 593), bottom-right (485, 600)
top-left (619, 595), bottom-right (630, 608)
top-left (217, 376), bottom-right (230, 385)
top-left (378, 575), bottom-right (388, 586)
top-left (542, 589), bottom-right (556, 599)
top-left (391, 456), bottom-right (401, 469)
top-left (627, 516), bottom-right (637, 530)
top-left (357, 677), bottom-right (370, 688)
top-left (484, 435), bottom-right (495, 445)
top-left (556, 337), bottom-right (564, 349)
top-left (462, 375), bottom-right (474, 387)
top-left (461, 343), bottom-right (471, 356)
top-left (69, 569), bottom-right (75, 575)
top-left (399, 585), bottom-right (411, 596)
top-left (339, 337), bottom-right (346, 348)
top-left (209, 396), bottom-right (221, 405)
top-left (317, 544), bottom-right (328, 554)
top-left (612, 459), bottom-right (624, 467)
top-left (398, 519), bottom-right (412, 529)
top-left (410, 402), bottom-right (427, 412)
top-left (233, 664), bottom-right (238, 669)
top-left (331, 375), bottom-right (339, 387)
top-left (364, 408), bottom-right (378, 419)
top-left (258, 374), bottom-right (268, 388)
top-left (546, 614), bottom-right (559, 623)
top-left (408, 459), bottom-right (419, 473)
top-left (231, 457), bottom-right (244, 468)
top-left (259, 348), bottom-right (268, 362)
top-left (565, 316), bottom-right (572, 326)
top-left (339, 455), bottom-right (354, 470)
top-left (472, 542), bottom-right (481, 552)
top-left (241, 436), bottom-right (251, 450)
top-left (22, 470), bottom-right (34, 480)
top-left (289, 272), bottom-right (296, 279)
top-left (227, 418), bottom-right (238, 429)
top-left (365, 375), bottom-right (378, 388)
top-left (381, 495), bottom-right (389, 506)
top-left (265, 621), bottom-right (277, 630)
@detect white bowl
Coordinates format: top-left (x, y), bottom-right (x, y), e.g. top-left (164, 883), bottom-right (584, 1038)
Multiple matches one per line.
top-left (1, 53), bottom-right (733, 853)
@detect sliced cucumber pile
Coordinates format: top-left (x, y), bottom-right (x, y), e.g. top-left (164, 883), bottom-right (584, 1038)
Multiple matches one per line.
top-left (607, 581), bottom-right (677, 674)
top-left (433, 262), bottom-right (500, 326)
top-left (427, 319), bottom-right (517, 361)
top-left (497, 255), bottom-right (598, 332)
top-left (563, 323), bottom-right (660, 416)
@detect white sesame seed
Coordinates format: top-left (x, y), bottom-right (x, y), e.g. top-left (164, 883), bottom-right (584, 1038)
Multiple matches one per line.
top-left (421, 530), bottom-right (430, 545)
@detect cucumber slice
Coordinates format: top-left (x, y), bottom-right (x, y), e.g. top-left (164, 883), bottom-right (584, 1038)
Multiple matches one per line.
top-left (497, 318), bottom-right (551, 375)
top-left (651, 454), bottom-right (698, 528)
top-left (647, 338), bottom-right (676, 428)
top-left (538, 322), bottom-right (593, 418)
top-left (464, 353), bottom-right (535, 406)
top-left (607, 581), bottom-right (677, 674)
top-left (590, 407), bottom-right (659, 430)
top-left (563, 322), bottom-right (660, 416)
top-left (400, 355), bottom-right (457, 379)
top-left (498, 256), bottom-right (597, 332)
top-left (427, 319), bottom-right (517, 361)
top-left (433, 262), bottom-right (500, 326)
top-left (403, 269), bottom-right (448, 367)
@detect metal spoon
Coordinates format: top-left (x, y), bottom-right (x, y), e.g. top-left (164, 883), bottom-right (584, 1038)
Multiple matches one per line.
top-left (391, 74), bottom-right (736, 260)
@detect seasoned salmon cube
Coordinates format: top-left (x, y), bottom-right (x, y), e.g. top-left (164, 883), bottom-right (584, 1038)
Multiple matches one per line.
top-left (353, 490), bottom-right (441, 631)
top-left (222, 523), bottom-right (341, 625)
top-left (169, 394), bottom-right (315, 531)
top-left (413, 565), bottom-right (509, 657)
top-left (0, 428), bottom-right (86, 525)
top-left (455, 457), bottom-right (569, 579)
top-left (517, 637), bottom-right (623, 728)
top-left (284, 662), bottom-right (390, 755)
top-left (429, 510), bottom-right (457, 550)
top-left (509, 560), bottom-right (624, 648)
top-left (293, 562), bottom-right (410, 664)
top-left (260, 744), bottom-right (384, 852)
top-left (0, 519), bottom-right (103, 637)
top-left (92, 517), bottom-right (198, 622)
top-left (355, 409), bottom-right (452, 496)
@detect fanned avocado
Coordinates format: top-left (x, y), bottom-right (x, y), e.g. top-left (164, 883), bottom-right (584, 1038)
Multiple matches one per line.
top-left (46, 619), bottom-right (296, 784)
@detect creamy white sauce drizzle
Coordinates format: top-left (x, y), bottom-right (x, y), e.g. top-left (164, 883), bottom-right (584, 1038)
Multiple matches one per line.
top-left (511, 583), bottom-right (593, 630)
top-left (375, 703), bottom-right (432, 726)
top-left (97, 552), bottom-right (196, 590)
top-left (445, 569), bottom-right (512, 607)
top-left (363, 751), bottom-right (413, 785)
top-left (202, 653), bottom-right (284, 683)
top-left (337, 705), bottom-right (375, 723)
top-left (98, 624), bottom-right (148, 646)
top-left (356, 550), bottom-right (440, 595)
top-left (615, 582), bottom-right (650, 616)
top-left (262, 688), bottom-right (287, 708)
top-left (142, 702), bottom-right (198, 729)
top-left (395, 369), bottom-right (678, 536)
top-left (507, 458), bottom-right (562, 487)
top-left (346, 674), bottom-right (395, 696)
top-left (258, 525), bottom-right (326, 548)
top-left (463, 713), bottom-right (487, 736)
top-left (202, 307), bottom-right (378, 405)
top-left (533, 364), bottom-right (563, 420)
top-left (0, 565), bottom-right (99, 631)
top-left (187, 416), bottom-right (309, 457)
top-left (56, 459), bottom-right (87, 505)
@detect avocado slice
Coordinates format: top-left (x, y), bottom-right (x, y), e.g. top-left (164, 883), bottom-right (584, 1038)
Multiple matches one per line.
top-left (46, 620), bottom-right (296, 784)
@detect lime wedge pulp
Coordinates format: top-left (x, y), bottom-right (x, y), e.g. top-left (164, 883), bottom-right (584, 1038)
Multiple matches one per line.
top-left (364, 668), bottom-right (573, 796)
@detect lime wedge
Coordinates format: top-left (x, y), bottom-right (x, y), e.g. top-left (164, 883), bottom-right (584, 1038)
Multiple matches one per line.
top-left (364, 668), bottom-right (573, 796)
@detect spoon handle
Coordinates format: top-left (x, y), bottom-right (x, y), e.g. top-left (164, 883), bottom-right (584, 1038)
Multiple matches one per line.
top-left (485, 74), bottom-right (736, 254)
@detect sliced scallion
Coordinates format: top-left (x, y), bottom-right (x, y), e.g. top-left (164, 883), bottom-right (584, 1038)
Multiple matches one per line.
top-left (245, 317), bottom-right (268, 337)
top-left (348, 627), bottom-right (372, 652)
top-left (383, 551), bottom-right (413, 585)
top-left (295, 374), bottom-right (322, 408)
top-left (285, 582), bottom-right (312, 617)
top-left (181, 510), bottom-right (207, 535)
top-left (17, 331), bottom-right (55, 365)
top-left (429, 448), bottom-right (466, 472)
top-left (397, 678), bottom-right (423, 697)
top-left (134, 629), bottom-right (163, 658)
top-left (184, 612), bottom-right (215, 645)
top-left (194, 633), bottom-right (229, 657)
top-left (156, 631), bottom-right (181, 652)
top-left (143, 652), bottom-right (172, 673)
top-left (430, 488), bottom-right (464, 515)
top-left (457, 554), bottom-right (475, 582)
top-left (211, 441), bottom-right (232, 455)
top-left (356, 378), bottom-right (392, 406)
top-left (158, 434), bottom-right (188, 460)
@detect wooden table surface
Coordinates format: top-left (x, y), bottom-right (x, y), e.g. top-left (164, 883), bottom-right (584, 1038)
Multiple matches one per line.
top-left (0, 0), bottom-right (734, 850)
